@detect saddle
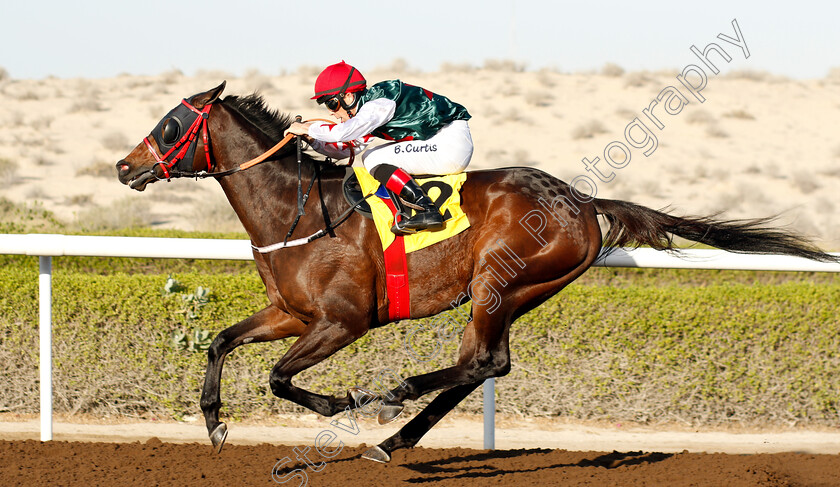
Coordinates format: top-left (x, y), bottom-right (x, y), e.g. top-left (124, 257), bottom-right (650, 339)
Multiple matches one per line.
top-left (342, 167), bottom-right (381, 220)
top-left (341, 167), bottom-right (471, 253)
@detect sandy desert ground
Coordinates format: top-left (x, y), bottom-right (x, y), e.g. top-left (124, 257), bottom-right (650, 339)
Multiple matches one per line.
top-left (0, 62), bottom-right (838, 248)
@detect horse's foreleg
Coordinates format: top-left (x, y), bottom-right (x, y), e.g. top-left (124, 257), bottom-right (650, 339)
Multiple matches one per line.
top-left (268, 316), bottom-right (368, 417)
top-left (200, 306), bottom-right (305, 452)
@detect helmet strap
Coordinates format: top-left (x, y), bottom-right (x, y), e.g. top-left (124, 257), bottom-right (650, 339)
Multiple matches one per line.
top-left (339, 91), bottom-right (361, 116)
top-left (335, 67), bottom-right (362, 117)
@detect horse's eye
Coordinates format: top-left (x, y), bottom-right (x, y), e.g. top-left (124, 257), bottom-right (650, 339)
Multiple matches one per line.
top-left (161, 118), bottom-right (181, 145)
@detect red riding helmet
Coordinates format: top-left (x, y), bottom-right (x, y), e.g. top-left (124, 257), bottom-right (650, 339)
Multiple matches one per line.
top-left (311, 61), bottom-right (367, 100)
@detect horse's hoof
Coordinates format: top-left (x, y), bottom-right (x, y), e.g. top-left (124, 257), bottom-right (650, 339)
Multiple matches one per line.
top-left (348, 387), bottom-right (376, 404)
top-left (377, 403), bottom-right (404, 425)
top-left (361, 445), bottom-right (391, 463)
top-left (209, 422), bottom-right (228, 453)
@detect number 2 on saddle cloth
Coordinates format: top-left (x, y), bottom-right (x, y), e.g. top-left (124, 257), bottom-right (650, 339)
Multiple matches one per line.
top-left (349, 167), bottom-right (471, 320)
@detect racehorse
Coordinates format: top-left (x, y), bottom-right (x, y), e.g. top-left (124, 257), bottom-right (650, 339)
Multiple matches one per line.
top-left (116, 82), bottom-right (839, 463)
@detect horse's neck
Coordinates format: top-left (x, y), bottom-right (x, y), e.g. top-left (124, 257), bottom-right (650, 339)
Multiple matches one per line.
top-left (210, 105), bottom-right (341, 247)
top-left (211, 129), bottom-right (302, 243)
top-left (217, 156), bottom-right (312, 243)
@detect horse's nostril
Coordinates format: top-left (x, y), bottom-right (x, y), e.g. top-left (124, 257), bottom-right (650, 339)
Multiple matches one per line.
top-left (118, 162), bottom-right (130, 173)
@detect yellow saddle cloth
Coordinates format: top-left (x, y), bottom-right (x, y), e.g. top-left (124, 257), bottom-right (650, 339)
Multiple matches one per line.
top-left (353, 167), bottom-right (471, 253)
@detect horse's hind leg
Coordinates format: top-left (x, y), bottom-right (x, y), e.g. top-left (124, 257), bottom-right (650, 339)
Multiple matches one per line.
top-left (200, 305), bottom-right (305, 452)
top-left (364, 315), bottom-right (503, 461)
top-left (363, 381), bottom-right (483, 462)
top-left (379, 206), bottom-right (602, 411)
top-left (372, 293), bottom-right (515, 420)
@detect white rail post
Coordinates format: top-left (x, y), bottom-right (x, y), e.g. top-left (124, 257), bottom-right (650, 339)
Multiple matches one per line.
top-left (483, 378), bottom-right (495, 449)
top-left (38, 256), bottom-right (52, 441)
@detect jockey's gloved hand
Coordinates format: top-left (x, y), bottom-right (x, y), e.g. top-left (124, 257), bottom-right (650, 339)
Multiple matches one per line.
top-left (286, 121), bottom-right (312, 137)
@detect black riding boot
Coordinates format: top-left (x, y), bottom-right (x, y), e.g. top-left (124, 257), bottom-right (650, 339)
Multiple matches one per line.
top-left (390, 178), bottom-right (445, 235)
top-left (372, 164), bottom-right (445, 235)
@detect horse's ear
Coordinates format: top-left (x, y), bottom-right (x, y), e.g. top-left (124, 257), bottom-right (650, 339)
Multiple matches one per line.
top-left (191, 81), bottom-right (227, 109)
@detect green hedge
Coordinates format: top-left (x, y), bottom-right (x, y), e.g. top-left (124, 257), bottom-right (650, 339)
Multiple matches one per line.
top-left (0, 262), bottom-right (838, 427)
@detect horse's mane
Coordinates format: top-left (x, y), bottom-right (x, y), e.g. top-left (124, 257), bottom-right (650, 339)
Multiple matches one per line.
top-left (221, 93), bottom-right (294, 144)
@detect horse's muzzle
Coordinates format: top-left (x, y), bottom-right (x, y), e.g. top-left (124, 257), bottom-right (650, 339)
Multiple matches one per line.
top-left (117, 160), bottom-right (159, 191)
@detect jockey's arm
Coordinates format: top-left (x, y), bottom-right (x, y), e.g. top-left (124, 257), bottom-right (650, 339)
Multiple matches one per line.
top-left (307, 137), bottom-right (371, 161)
top-left (288, 98), bottom-right (396, 161)
top-left (309, 98), bottom-right (396, 142)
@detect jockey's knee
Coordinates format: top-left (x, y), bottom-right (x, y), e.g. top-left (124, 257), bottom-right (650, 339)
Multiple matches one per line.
top-left (360, 144), bottom-right (391, 172)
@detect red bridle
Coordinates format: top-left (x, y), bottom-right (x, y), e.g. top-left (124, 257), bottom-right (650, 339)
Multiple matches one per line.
top-left (143, 99), bottom-right (214, 179)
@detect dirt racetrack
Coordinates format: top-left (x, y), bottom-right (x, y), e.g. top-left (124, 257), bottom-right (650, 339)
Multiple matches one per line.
top-left (2, 439), bottom-right (840, 487)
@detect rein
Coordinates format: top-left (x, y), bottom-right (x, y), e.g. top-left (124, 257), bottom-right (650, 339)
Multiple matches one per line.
top-left (164, 132), bottom-right (297, 180)
top-left (281, 118), bottom-right (358, 245)
top-left (159, 117), bottom-right (341, 180)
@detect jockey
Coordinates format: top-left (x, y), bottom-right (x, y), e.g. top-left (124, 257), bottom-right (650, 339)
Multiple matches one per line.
top-left (286, 61), bottom-right (473, 235)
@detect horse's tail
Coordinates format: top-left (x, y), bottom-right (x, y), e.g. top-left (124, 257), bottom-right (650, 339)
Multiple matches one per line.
top-left (592, 198), bottom-right (839, 263)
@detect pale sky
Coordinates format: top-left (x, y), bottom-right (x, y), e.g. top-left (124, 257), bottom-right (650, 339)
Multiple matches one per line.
top-left (1, 0), bottom-right (838, 80)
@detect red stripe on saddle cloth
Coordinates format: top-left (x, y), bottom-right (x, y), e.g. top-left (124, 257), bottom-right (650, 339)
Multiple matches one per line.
top-left (381, 198), bottom-right (411, 320)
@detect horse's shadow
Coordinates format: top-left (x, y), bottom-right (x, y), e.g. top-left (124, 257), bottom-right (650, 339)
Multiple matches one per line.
top-left (401, 449), bottom-right (673, 483)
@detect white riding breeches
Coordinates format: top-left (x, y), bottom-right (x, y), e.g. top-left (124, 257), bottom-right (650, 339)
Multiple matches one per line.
top-left (361, 120), bottom-right (473, 175)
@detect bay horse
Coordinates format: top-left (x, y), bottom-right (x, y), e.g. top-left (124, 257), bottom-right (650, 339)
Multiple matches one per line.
top-left (116, 82), bottom-right (838, 463)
